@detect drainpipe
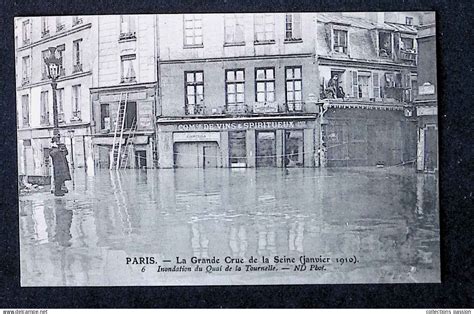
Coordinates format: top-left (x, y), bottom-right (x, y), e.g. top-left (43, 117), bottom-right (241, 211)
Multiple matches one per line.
top-left (319, 100), bottom-right (329, 168)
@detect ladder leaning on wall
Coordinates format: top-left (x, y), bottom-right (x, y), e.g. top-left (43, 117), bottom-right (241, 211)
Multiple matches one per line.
top-left (120, 118), bottom-right (137, 170)
top-left (110, 92), bottom-right (128, 170)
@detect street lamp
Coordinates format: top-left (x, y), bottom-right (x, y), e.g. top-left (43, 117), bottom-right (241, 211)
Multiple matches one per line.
top-left (44, 46), bottom-right (62, 143)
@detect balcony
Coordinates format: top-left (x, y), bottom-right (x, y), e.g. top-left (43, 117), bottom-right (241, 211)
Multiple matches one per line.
top-left (286, 102), bottom-right (304, 113)
top-left (185, 104), bottom-right (205, 116)
top-left (73, 63), bottom-right (83, 73)
top-left (224, 104), bottom-right (249, 115)
top-left (121, 76), bottom-right (136, 83)
top-left (253, 102), bottom-right (279, 114)
top-left (21, 77), bottom-right (30, 86)
top-left (41, 29), bottom-right (50, 38)
top-left (383, 87), bottom-right (413, 103)
top-left (400, 50), bottom-right (417, 63)
top-left (72, 18), bottom-right (83, 27)
top-left (56, 24), bottom-right (65, 32)
top-left (119, 32), bottom-right (137, 41)
top-left (71, 111), bottom-right (81, 121)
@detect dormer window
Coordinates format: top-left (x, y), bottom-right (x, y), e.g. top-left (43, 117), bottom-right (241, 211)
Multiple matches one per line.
top-left (333, 29), bottom-right (348, 54)
top-left (400, 36), bottom-right (415, 52)
top-left (378, 31), bottom-right (392, 58)
top-left (405, 16), bottom-right (413, 26)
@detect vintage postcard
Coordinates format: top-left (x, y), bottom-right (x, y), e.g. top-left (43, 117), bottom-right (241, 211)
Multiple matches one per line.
top-left (16, 12), bottom-right (439, 286)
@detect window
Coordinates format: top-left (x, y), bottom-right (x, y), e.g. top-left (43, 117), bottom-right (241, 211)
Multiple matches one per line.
top-left (373, 72), bottom-right (380, 99)
top-left (22, 56), bottom-right (30, 84)
top-left (255, 68), bottom-right (275, 103)
top-left (285, 13), bottom-right (302, 41)
top-left (101, 104), bottom-right (110, 130)
top-left (285, 66), bottom-right (303, 111)
top-left (72, 39), bottom-right (82, 72)
top-left (40, 91), bottom-right (49, 125)
top-left (72, 85), bottom-right (81, 120)
top-left (184, 15), bottom-right (203, 47)
top-left (358, 72), bottom-right (371, 99)
top-left (185, 71), bottom-right (204, 115)
top-left (285, 130), bottom-right (304, 167)
top-left (56, 16), bottom-right (65, 32)
top-left (22, 20), bottom-right (31, 45)
top-left (406, 16), bottom-right (413, 26)
top-left (225, 69), bottom-right (245, 113)
top-left (333, 29), bottom-right (348, 53)
top-left (41, 17), bottom-right (49, 37)
top-left (57, 44), bottom-right (65, 76)
top-left (224, 14), bottom-right (245, 44)
top-left (254, 14), bottom-right (274, 43)
top-left (378, 32), bottom-right (392, 58)
top-left (400, 37), bottom-right (415, 52)
top-left (21, 94), bottom-right (30, 127)
top-left (121, 54), bottom-right (137, 83)
top-left (41, 50), bottom-right (49, 79)
top-left (57, 88), bottom-right (65, 122)
top-left (120, 15), bottom-right (137, 40)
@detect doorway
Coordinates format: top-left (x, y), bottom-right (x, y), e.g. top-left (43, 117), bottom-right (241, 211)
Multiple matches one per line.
top-left (203, 146), bottom-right (218, 168)
top-left (256, 131), bottom-right (276, 167)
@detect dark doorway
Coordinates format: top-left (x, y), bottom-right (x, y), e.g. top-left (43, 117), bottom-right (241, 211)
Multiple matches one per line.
top-left (256, 131), bottom-right (276, 167)
top-left (135, 150), bottom-right (147, 168)
top-left (124, 101), bottom-right (137, 129)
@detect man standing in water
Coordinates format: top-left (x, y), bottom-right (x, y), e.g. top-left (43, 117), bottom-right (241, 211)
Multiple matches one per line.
top-left (49, 137), bottom-right (72, 196)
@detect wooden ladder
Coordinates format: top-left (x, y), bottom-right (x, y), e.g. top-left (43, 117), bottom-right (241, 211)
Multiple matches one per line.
top-left (110, 92), bottom-right (128, 170)
top-left (120, 118), bottom-right (138, 169)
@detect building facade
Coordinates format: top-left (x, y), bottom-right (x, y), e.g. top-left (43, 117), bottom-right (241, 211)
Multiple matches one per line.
top-left (156, 13), bottom-right (320, 168)
top-left (90, 15), bottom-right (159, 169)
top-left (16, 15), bottom-right (95, 176)
top-left (414, 13), bottom-right (438, 172)
top-left (316, 12), bottom-right (422, 167)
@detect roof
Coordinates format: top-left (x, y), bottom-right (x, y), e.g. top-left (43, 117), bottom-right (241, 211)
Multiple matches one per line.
top-left (317, 13), bottom-right (418, 34)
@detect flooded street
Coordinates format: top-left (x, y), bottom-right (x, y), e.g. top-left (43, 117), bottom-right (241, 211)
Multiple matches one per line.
top-left (19, 167), bottom-right (440, 286)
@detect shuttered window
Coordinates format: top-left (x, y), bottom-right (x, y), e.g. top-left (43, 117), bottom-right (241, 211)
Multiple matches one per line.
top-left (373, 73), bottom-right (380, 98)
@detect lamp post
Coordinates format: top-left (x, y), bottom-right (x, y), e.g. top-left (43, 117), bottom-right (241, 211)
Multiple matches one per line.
top-left (44, 46), bottom-right (62, 143)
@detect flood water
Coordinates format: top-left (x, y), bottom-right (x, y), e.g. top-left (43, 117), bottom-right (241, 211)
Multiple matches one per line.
top-left (19, 167), bottom-right (440, 286)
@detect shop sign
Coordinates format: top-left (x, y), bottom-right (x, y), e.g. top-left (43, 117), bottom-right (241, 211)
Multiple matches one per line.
top-left (417, 106), bottom-right (437, 116)
top-left (174, 132), bottom-right (221, 142)
top-left (253, 102), bottom-right (278, 113)
top-left (177, 120), bottom-right (308, 131)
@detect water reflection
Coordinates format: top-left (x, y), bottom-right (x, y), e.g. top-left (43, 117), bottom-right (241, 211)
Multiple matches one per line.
top-left (19, 167), bottom-right (440, 286)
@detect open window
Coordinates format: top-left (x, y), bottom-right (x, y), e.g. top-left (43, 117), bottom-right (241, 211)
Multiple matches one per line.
top-left (378, 31), bottom-right (393, 58)
top-left (333, 28), bottom-right (348, 54)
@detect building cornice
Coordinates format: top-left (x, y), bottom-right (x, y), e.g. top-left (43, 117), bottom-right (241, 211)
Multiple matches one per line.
top-left (17, 23), bottom-right (93, 52)
top-left (318, 56), bottom-right (417, 71)
top-left (17, 71), bottom-right (92, 91)
top-left (325, 100), bottom-right (404, 111)
top-left (159, 53), bottom-right (315, 65)
top-left (157, 114), bottom-right (318, 124)
top-left (17, 122), bottom-right (91, 132)
top-left (89, 82), bottom-right (158, 93)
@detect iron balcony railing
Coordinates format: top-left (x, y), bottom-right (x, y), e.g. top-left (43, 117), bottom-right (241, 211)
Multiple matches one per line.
top-left (185, 104), bottom-right (206, 116)
top-left (119, 32), bottom-right (137, 40)
top-left (73, 63), bottom-right (83, 73)
top-left (121, 76), bottom-right (136, 83)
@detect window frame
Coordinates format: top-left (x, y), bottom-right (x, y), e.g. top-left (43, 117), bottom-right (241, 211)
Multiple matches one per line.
top-left (333, 28), bottom-right (348, 54)
top-left (378, 31), bottom-right (393, 58)
top-left (119, 15), bottom-right (137, 40)
top-left (224, 14), bottom-right (245, 45)
top-left (22, 20), bottom-right (31, 45)
top-left (22, 55), bottom-right (30, 83)
top-left (120, 54), bottom-right (137, 83)
top-left (255, 67), bottom-right (275, 103)
top-left (71, 85), bottom-right (81, 119)
top-left (183, 14), bottom-right (203, 48)
top-left (184, 71), bottom-right (205, 115)
top-left (284, 13), bottom-right (302, 42)
top-left (21, 94), bottom-right (30, 127)
top-left (40, 91), bottom-right (50, 125)
top-left (72, 39), bottom-right (83, 72)
top-left (57, 88), bottom-right (65, 122)
top-left (254, 14), bottom-right (275, 44)
top-left (405, 16), bottom-right (414, 26)
top-left (285, 66), bottom-right (303, 111)
top-left (225, 69), bottom-right (246, 111)
top-left (41, 17), bottom-right (49, 37)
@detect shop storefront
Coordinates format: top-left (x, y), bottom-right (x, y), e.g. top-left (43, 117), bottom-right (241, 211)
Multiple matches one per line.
top-left (90, 83), bottom-right (157, 169)
top-left (156, 116), bottom-right (317, 169)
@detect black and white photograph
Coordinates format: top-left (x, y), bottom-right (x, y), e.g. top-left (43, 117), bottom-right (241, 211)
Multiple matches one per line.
top-left (15, 12), bottom-right (440, 286)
